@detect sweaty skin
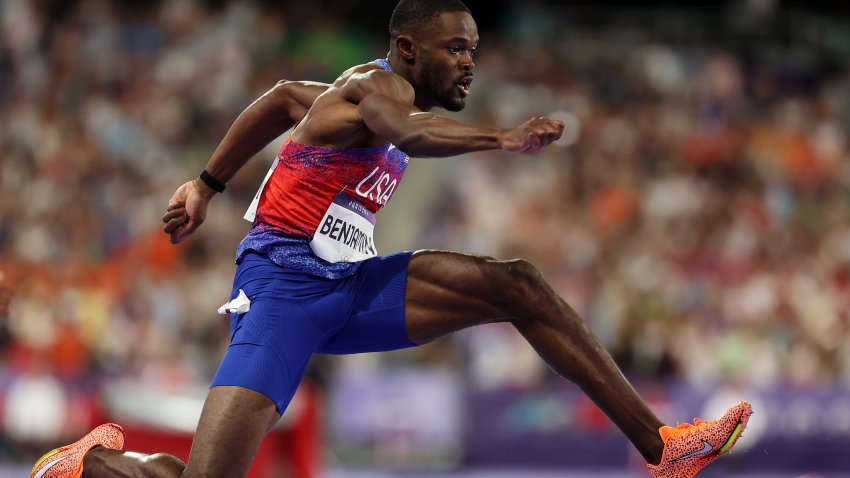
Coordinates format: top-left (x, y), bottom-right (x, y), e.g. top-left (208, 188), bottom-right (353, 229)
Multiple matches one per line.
top-left (78, 10), bottom-right (693, 478)
top-left (163, 12), bottom-right (563, 243)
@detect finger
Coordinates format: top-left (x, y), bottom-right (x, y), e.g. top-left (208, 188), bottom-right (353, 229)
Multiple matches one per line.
top-left (172, 220), bottom-right (200, 244)
top-left (164, 215), bottom-right (187, 234)
top-left (520, 136), bottom-right (537, 153)
top-left (532, 128), bottom-right (553, 147)
top-left (553, 126), bottom-right (564, 141)
top-left (529, 132), bottom-right (542, 148)
top-left (515, 138), bottom-right (531, 153)
top-left (162, 215), bottom-right (186, 231)
top-left (549, 120), bottom-right (565, 138)
top-left (170, 224), bottom-right (189, 244)
top-left (162, 208), bottom-right (186, 224)
top-left (545, 127), bottom-right (561, 145)
top-left (544, 122), bottom-right (564, 143)
top-left (167, 200), bottom-right (185, 211)
top-left (167, 190), bottom-right (184, 207)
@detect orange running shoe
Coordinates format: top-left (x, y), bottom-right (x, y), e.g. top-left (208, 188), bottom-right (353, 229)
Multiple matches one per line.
top-left (30, 423), bottom-right (125, 478)
top-left (648, 401), bottom-right (752, 478)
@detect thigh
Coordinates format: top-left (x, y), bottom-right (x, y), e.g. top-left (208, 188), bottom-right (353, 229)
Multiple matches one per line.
top-left (317, 251), bottom-right (416, 354)
top-left (214, 253), bottom-right (334, 413)
top-left (183, 386), bottom-right (280, 478)
top-left (404, 250), bottom-right (517, 344)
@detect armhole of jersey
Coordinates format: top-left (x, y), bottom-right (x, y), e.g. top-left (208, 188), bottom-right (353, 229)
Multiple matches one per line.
top-left (243, 135), bottom-right (293, 222)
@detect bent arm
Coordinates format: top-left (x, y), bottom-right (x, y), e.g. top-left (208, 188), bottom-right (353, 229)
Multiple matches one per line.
top-left (352, 70), bottom-right (561, 157)
top-left (351, 71), bottom-right (505, 157)
top-left (200, 80), bottom-right (329, 193)
top-left (358, 92), bottom-right (505, 157)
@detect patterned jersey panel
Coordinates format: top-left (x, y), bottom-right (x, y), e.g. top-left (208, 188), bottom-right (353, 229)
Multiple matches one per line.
top-left (255, 138), bottom-right (408, 238)
top-left (236, 58), bottom-right (410, 279)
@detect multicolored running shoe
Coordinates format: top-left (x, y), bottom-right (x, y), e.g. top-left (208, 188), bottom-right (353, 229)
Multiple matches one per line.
top-left (30, 423), bottom-right (125, 478)
top-left (648, 401), bottom-right (752, 478)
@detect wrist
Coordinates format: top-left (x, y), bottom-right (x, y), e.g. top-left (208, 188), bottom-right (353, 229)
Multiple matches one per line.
top-left (198, 169), bottom-right (226, 194)
top-left (496, 128), bottom-right (510, 149)
top-left (192, 177), bottom-right (219, 200)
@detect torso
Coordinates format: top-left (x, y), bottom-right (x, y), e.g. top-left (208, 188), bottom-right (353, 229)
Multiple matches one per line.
top-left (236, 59), bottom-right (410, 278)
top-left (254, 137), bottom-right (409, 238)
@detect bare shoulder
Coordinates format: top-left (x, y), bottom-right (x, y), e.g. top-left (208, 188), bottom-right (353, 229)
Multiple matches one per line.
top-left (292, 63), bottom-right (407, 147)
top-left (337, 64), bottom-right (414, 104)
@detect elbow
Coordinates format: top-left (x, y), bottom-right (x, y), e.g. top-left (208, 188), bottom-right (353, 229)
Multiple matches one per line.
top-left (392, 130), bottom-right (415, 151)
top-left (265, 80), bottom-right (297, 111)
top-left (271, 80), bottom-right (293, 98)
top-left (392, 130), bottom-right (426, 155)
top-left (364, 115), bottom-right (421, 153)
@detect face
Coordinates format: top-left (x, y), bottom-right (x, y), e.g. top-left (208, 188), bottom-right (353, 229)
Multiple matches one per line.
top-left (415, 12), bottom-right (478, 111)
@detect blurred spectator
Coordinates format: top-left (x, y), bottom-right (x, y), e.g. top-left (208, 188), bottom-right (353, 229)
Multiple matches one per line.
top-left (2, 0), bottom-right (850, 466)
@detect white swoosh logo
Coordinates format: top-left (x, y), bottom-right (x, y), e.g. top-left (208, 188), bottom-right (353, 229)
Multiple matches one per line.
top-left (34, 455), bottom-right (69, 478)
top-left (674, 440), bottom-right (714, 461)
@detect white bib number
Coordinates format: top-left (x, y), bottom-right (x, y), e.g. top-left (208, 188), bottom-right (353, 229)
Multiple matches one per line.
top-left (309, 192), bottom-right (377, 263)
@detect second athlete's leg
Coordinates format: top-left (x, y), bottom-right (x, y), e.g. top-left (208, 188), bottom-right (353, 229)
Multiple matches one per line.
top-left (404, 250), bottom-right (665, 464)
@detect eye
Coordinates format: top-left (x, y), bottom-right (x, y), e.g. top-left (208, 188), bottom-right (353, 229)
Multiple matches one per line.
top-left (448, 46), bottom-right (461, 54)
top-left (470, 47), bottom-right (477, 57)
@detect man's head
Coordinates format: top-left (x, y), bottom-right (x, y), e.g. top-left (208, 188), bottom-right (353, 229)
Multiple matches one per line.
top-left (388, 0), bottom-right (478, 112)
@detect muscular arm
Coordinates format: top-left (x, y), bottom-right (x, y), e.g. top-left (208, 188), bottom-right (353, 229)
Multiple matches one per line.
top-left (202, 80), bottom-right (329, 188)
top-left (353, 70), bottom-right (562, 157)
top-left (162, 80), bottom-right (327, 243)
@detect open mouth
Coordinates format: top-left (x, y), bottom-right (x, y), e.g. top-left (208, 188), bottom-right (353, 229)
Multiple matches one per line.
top-left (457, 76), bottom-right (473, 96)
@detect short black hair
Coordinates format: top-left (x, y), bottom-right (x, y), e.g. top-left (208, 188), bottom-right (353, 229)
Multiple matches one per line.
top-left (389, 0), bottom-right (471, 38)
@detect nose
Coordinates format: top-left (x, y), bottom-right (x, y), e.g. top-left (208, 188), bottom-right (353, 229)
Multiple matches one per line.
top-left (461, 52), bottom-right (474, 71)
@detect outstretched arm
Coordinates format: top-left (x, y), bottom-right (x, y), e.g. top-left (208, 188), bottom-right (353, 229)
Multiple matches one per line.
top-left (352, 70), bottom-right (564, 157)
top-left (162, 80), bottom-right (329, 243)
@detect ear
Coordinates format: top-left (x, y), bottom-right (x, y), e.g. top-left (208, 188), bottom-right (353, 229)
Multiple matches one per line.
top-left (395, 35), bottom-right (416, 64)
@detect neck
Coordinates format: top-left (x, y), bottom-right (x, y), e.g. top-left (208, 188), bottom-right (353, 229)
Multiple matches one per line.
top-left (387, 53), bottom-right (434, 111)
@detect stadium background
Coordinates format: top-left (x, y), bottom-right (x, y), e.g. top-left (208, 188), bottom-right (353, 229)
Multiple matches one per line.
top-left (2, 0), bottom-right (850, 476)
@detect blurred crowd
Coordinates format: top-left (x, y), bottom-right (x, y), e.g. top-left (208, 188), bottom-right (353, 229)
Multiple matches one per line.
top-left (448, 4), bottom-right (850, 393)
top-left (1, 0), bottom-right (849, 461)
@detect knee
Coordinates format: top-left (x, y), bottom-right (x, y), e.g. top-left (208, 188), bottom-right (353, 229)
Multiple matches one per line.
top-left (497, 258), bottom-right (546, 305)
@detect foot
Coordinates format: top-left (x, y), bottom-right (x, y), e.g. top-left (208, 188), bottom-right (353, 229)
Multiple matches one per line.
top-left (30, 423), bottom-right (125, 478)
top-left (647, 401), bottom-right (752, 478)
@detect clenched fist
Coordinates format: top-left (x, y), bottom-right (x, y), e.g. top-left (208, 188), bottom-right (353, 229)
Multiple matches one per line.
top-left (501, 117), bottom-right (565, 154)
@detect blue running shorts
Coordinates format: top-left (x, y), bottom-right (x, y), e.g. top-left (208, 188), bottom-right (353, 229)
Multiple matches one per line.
top-left (211, 251), bottom-right (416, 413)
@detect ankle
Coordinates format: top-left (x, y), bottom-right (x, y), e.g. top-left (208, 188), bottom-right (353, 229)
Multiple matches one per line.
top-left (82, 445), bottom-right (107, 476)
top-left (643, 427), bottom-right (665, 465)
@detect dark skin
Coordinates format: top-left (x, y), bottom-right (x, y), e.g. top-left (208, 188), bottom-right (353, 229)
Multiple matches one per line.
top-left (86, 11), bottom-right (665, 478)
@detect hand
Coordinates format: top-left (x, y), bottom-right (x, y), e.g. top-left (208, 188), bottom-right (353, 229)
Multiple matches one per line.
top-left (501, 117), bottom-right (565, 154)
top-left (162, 179), bottom-right (216, 244)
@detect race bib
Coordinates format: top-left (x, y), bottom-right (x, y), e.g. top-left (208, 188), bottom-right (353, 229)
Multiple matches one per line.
top-left (309, 192), bottom-right (377, 263)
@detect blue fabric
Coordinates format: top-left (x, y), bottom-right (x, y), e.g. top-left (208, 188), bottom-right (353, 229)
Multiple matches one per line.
top-left (370, 58), bottom-right (394, 72)
top-left (211, 251), bottom-right (415, 413)
top-left (237, 226), bottom-right (362, 279)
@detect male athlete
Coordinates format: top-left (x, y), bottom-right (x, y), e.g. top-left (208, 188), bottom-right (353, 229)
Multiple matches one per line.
top-left (31, 1), bottom-right (751, 477)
